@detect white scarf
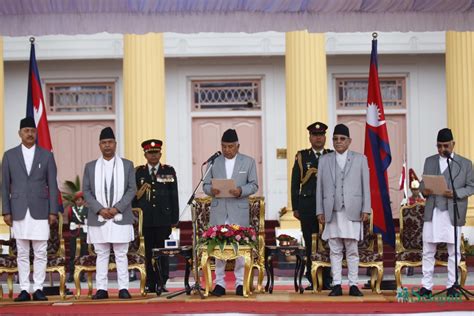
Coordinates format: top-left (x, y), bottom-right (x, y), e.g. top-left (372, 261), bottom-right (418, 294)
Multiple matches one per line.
top-left (94, 155), bottom-right (125, 222)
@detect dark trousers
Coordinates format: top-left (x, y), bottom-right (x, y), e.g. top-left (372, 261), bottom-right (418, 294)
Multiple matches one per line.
top-left (69, 231), bottom-right (88, 275)
top-left (300, 215), bottom-right (331, 287)
top-left (144, 226), bottom-right (172, 287)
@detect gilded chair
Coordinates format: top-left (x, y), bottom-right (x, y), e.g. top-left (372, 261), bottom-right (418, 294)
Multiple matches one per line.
top-left (0, 213), bottom-right (67, 299)
top-left (193, 196), bottom-right (266, 293)
top-left (73, 208), bottom-right (147, 298)
top-left (311, 216), bottom-right (384, 293)
top-left (394, 202), bottom-right (468, 288)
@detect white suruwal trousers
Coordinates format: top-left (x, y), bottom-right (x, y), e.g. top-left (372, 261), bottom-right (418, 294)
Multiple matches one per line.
top-left (215, 257), bottom-right (245, 289)
top-left (94, 242), bottom-right (130, 290)
top-left (12, 209), bottom-right (50, 292)
top-left (421, 207), bottom-right (461, 290)
top-left (323, 210), bottom-right (363, 287)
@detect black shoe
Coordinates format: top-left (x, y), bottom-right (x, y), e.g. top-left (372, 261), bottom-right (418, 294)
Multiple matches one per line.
top-left (211, 284), bottom-right (226, 297)
top-left (322, 283), bottom-right (332, 291)
top-left (305, 284), bottom-right (314, 291)
top-left (118, 289), bottom-right (132, 299)
top-left (446, 286), bottom-right (460, 297)
top-left (328, 284), bottom-right (342, 296)
top-left (349, 285), bottom-right (363, 297)
top-left (66, 274), bottom-right (74, 283)
top-left (162, 285), bottom-right (169, 293)
top-left (14, 290), bottom-right (31, 302)
top-left (416, 287), bottom-right (432, 298)
top-left (92, 289), bottom-right (109, 300)
top-left (145, 284), bottom-right (155, 293)
top-left (236, 285), bottom-right (243, 296)
top-left (129, 272), bottom-right (137, 282)
top-left (32, 289), bottom-right (48, 301)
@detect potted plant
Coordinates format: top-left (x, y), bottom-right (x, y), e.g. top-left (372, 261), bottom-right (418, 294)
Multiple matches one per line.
top-left (199, 224), bottom-right (257, 255)
top-left (61, 175), bottom-right (81, 210)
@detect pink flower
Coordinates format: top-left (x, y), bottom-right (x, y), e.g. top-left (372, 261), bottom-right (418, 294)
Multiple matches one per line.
top-left (235, 235), bottom-right (242, 241)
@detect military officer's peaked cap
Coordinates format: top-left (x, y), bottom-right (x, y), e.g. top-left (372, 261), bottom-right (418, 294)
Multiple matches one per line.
top-left (141, 139), bottom-right (163, 152)
top-left (307, 121), bottom-right (328, 134)
top-left (74, 191), bottom-right (84, 201)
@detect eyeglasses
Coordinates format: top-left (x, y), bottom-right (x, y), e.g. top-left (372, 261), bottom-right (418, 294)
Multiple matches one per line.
top-left (333, 136), bottom-right (348, 142)
top-left (436, 143), bottom-right (451, 149)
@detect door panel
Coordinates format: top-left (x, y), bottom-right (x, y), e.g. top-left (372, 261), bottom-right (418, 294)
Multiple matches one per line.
top-left (192, 117), bottom-right (263, 196)
top-left (50, 120), bottom-right (114, 190)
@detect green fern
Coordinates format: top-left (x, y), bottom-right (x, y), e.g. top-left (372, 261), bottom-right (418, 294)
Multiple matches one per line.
top-left (61, 175), bottom-right (81, 209)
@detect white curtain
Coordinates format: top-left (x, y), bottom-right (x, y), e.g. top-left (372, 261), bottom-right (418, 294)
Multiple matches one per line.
top-left (1, 0), bottom-right (473, 35)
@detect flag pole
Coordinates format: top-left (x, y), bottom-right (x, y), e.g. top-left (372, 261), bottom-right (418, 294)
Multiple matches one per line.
top-left (29, 37), bottom-right (35, 44)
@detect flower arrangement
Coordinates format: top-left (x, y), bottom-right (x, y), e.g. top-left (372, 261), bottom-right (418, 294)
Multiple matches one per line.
top-left (200, 224), bottom-right (257, 254)
top-left (276, 234), bottom-right (298, 246)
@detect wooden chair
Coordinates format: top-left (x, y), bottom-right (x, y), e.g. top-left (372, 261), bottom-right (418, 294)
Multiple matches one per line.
top-left (0, 213), bottom-right (67, 299)
top-left (394, 202), bottom-right (468, 288)
top-left (311, 216), bottom-right (384, 293)
top-left (73, 208), bottom-right (147, 298)
top-left (193, 196), bottom-right (266, 293)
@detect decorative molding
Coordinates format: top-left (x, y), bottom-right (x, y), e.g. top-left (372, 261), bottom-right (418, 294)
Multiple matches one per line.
top-left (3, 32), bottom-right (445, 61)
top-left (325, 32), bottom-right (445, 55)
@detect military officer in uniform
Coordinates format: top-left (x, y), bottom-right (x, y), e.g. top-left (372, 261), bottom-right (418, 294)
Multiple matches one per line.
top-left (291, 121), bottom-right (332, 290)
top-left (67, 191), bottom-right (88, 283)
top-left (134, 139), bottom-right (179, 293)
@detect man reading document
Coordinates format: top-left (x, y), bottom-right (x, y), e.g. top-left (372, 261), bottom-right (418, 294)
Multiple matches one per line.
top-left (202, 129), bottom-right (258, 296)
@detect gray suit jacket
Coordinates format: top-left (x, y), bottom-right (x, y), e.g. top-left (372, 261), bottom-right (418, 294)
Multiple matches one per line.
top-left (203, 153), bottom-right (258, 226)
top-left (420, 153), bottom-right (474, 226)
top-left (2, 145), bottom-right (59, 220)
top-left (316, 150), bottom-right (371, 222)
top-left (83, 158), bottom-right (137, 227)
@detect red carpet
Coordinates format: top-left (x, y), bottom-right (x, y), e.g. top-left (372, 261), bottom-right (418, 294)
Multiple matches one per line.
top-left (1, 299), bottom-right (474, 315)
top-left (1, 280), bottom-right (473, 315)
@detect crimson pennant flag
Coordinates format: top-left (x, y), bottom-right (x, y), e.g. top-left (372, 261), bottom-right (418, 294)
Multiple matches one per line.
top-left (364, 36), bottom-right (395, 247)
top-left (26, 39), bottom-right (63, 212)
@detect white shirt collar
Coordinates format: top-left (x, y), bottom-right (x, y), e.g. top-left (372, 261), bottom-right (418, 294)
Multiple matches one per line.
top-left (439, 152), bottom-right (455, 160)
top-left (21, 144), bottom-right (35, 152)
top-left (312, 148), bottom-right (323, 156)
top-left (148, 163), bottom-right (160, 173)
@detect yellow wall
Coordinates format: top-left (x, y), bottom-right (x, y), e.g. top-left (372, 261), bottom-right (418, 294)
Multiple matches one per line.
top-left (0, 36), bottom-right (7, 234)
top-left (123, 33), bottom-right (166, 166)
top-left (445, 31), bottom-right (474, 226)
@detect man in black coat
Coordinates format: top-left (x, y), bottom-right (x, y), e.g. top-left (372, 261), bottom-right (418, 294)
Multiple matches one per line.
top-left (134, 139), bottom-right (179, 293)
top-left (291, 121), bottom-right (332, 290)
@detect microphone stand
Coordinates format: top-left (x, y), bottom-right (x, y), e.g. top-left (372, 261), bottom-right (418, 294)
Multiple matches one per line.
top-left (432, 155), bottom-right (473, 300)
top-left (166, 160), bottom-right (215, 299)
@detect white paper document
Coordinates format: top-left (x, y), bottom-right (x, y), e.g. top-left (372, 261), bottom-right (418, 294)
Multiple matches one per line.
top-left (422, 175), bottom-right (448, 195)
top-left (211, 179), bottom-right (237, 198)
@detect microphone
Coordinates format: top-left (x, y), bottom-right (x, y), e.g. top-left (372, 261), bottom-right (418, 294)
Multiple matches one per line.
top-left (203, 151), bottom-right (222, 165)
top-left (443, 151), bottom-right (453, 160)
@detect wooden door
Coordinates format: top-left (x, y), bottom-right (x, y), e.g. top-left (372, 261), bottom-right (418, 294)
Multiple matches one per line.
top-left (50, 120), bottom-right (115, 190)
top-left (192, 117), bottom-right (263, 196)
